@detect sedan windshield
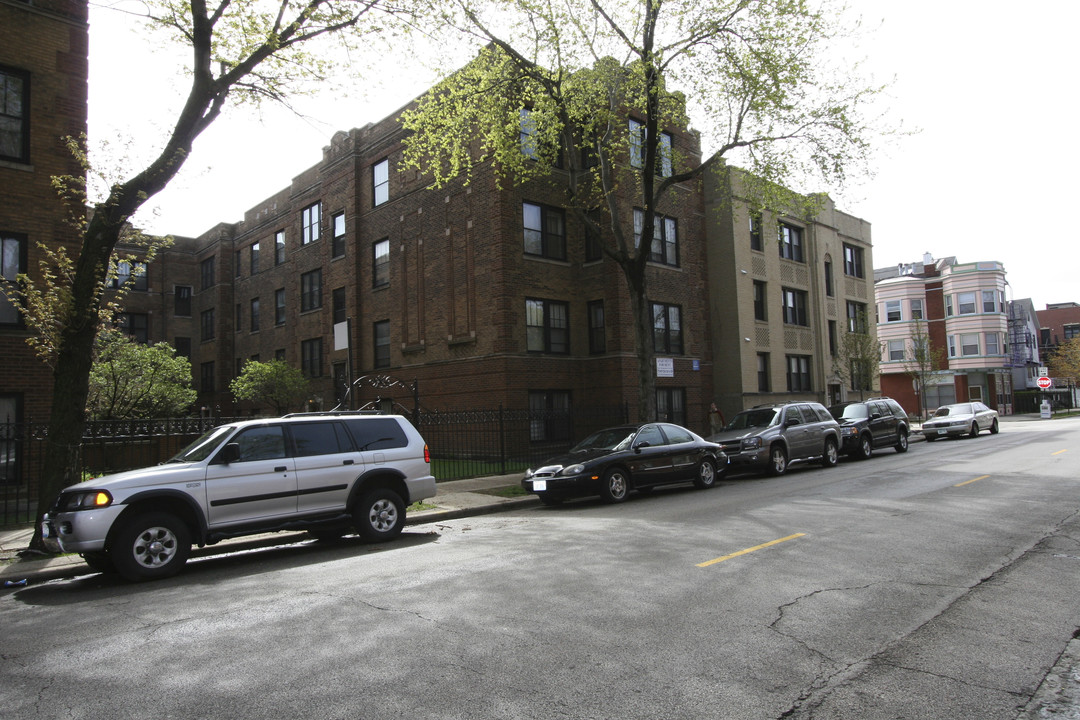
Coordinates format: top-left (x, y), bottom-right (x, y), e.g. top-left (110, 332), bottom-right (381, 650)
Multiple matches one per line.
top-left (167, 425), bottom-right (235, 463)
top-left (725, 409), bottom-right (779, 430)
top-left (934, 404), bottom-right (972, 418)
top-left (571, 428), bottom-right (637, 453)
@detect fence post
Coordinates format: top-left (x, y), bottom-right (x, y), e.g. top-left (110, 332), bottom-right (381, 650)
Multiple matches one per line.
top-left (498, 405), bottom-right (506, 476)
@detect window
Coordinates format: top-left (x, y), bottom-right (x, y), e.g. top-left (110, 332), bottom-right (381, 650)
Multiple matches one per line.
top-left (961, 333), bottom-right (980, 357)
top-left (824, 260), bottom-right (834, 297)
top-left (782, 288), bottom-right (809, 326)
top-left (200, 309), bottom-right (215, 341)
top-left (944, 294), bottom-right (953, 317)
top-left (786, 355), bottom-right (811, 392)
top-left (275, 348), bottom-right (286, 361)
top-left (982, 290), bottom-right (997, 313)
top-left (200, 257), bottom-right (215, 291)
top-left (174, 337), bottom-right (191, 359)
top-left (584, 217), bottom-right (603, 262)
top-left (828, 320), bottom-right (837, 357)
top-left (250, 298), bottom-right (260, 332)
top-left (301, 202), bottom-right (320, 245)
top-left (888, 340), bottom-right (905, 361)
top-left (1065, 324), bottom-right (1080, 341)
top-left (757, 353), bottom-right (770, 392)
top-left (109, 261), bottom-right (147, 291)
top-left (588, 300), bottom-right (605, 354)
top-left (985, 332), bottom-right (1000, 355)
top-left (249, 242), bottom-right (259, 274)
top-left (1, 234), bottom-right (26, 325)
top-left (373, 320), bottom-right (390, 368)
top-left (523, 202), bottom-right (566, 260)
top-left (629, 118), bottom-right (644, 168)
top-left (948, 335), bottom-right (957, 358)
top-left (753, 281), bottom-right (767, 321)
top-left (529, 390), bottom-right (572, 442)
top-left (750, 213), bottom-right (763, 251)
top-left (300, 269), bottom-right (322, 312)
top-left (174, 285), bottom-right (192, 317)
top-left (274, 288), bottom-right (285, 326)
top-left (957, 292), bottom-right (976, 315)
top-left (0, 68), bottom-right (29, 163)
top-left (519, 108), bottom-right (538, 159)
top-left (846, 301), bottom-right (867, 333)
top-left (200, 362), bottom-right (215, 392)
top-left (652, 302), bottom-right (683, 355)
top-left (274, 230), bottom-right (285, 265)
top-left (779, 222), bottom-right (804, 262)
top-left (120, 313), bottom-right (148, 344)
top-left (526, 299), bottom-right (569, 354)
top-left (633, 209), bottom-right (679, 266)
top-left (332, 287), bottom-right (346, 324)
top-left (332, 213), bottom-right (345, 258)
top-left (301, 338), bottom-right (323, 377)
top-left (373, 159), bottom-right (389, 206)
top-left (885, 300), bottom-right (902, 322)
top-left (373, 239), bottom-right (390, 287)
top-left (656, 387), bottom-right (685, 425)
top-left (843, 243), bottom-right (864, 278)
top-left (910, 298), bottom-right (924, 320)
top-left (658, 131), bottom-right (673, 178)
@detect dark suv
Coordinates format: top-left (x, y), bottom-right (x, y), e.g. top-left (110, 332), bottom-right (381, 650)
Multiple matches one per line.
top-left (710, 401), bottom-right (841, 476)
top-left (827, 397), bottom-right (910, 459)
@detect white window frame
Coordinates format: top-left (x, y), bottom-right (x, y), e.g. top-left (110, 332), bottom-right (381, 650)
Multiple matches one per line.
top-left (960, 333), bottom-right (980, 357)
top-left (885, 300), bottom-right (902, 323)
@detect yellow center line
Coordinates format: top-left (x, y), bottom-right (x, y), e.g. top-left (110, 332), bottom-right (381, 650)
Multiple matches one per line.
top-left (1052, 449), bottom-right (1068, 456)
top-left (955, 474), bottom-right (990, 487)
top-left (697, 533), bottom-right (806, 568)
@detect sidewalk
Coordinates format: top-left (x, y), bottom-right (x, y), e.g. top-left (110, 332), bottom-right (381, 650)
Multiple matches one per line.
top-left (0, 472), bottom-right (534, 586)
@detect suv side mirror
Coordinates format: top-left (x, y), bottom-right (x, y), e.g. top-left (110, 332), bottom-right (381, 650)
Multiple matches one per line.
top-left (218, 443), bottom-right (241, 464)
top-left (785, 417), bottom-right (799, 427)
top-left (871, 412), bottom-right (882, 420)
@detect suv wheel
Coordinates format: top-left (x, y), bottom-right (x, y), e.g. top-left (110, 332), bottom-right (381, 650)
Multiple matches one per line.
top-left (111, 512), bottom-right (191, 582)
top-left (767, 445), bottom-right (788, 476)
top-left (354, 488), bottom-right (405, 542)
top-left (895, 429), bottom-right (909, 453)
top-left (820, 438), bottom-right (839, 468)
top-left (857, 434), bottom-right (873, 460)
top-left (693, 458), bottom-right (717, 489)
top-left (601, 468), bottom-right (630, 503)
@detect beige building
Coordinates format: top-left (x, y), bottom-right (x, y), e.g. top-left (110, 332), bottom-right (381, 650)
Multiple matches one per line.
top-left (704, 168), bottom-right (875, 421)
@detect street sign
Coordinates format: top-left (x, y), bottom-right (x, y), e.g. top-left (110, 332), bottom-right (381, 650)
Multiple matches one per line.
top-left (1037, 376), bottom-right (1053, 389)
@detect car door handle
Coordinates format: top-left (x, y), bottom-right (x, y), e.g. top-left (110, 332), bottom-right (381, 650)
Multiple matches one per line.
top-left (275, 466), bottom-right (287, 473)
top-left (343, 459), bottom-right (354, 465)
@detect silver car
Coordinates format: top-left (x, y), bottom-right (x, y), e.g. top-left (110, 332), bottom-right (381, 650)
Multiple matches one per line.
top-left (922, 402), bottom-right (1000, 440)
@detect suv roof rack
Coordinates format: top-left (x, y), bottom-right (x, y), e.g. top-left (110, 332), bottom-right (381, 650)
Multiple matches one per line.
top-left (281, 410), bottom-right (383, 418)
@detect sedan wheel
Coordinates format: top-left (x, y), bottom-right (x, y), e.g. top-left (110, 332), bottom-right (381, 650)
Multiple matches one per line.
top-left (895, 429), bottom-right (909, 453)
top-left (989, 419), bottom-right (1000, 435)
top-left (693, 458), bottom-right (717, 489)
top-left (601, 468), bottom-right (630, 503)
top-left (969, 422), bottom-right (980, 438)
top-left (767, 445), bottom-right (788, 476)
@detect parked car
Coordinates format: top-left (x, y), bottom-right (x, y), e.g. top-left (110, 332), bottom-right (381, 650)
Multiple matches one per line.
top-left (41, 413), bottom-right (436, 581)
top-left (710, 402), bottom-right (841, 476)
top-left (922, 402), bottom-right (1000, 440)
top-left (828, 397), bottom-right (910, 458)
top-left (521, 423), bottom-right (726, 505)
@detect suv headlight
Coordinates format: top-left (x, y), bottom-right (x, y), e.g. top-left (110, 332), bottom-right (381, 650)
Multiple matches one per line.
top-left (742, 437), bottom-right (762, 451)
top-left (57, 490), bottom-right (113, 511)
top-left (841, 427), bottom-right (857, 437)
top-left (560, 464), bottom-right (585, 476)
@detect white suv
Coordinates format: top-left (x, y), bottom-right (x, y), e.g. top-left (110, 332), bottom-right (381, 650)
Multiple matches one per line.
top-left (41, 413), bottom-right (436, 581)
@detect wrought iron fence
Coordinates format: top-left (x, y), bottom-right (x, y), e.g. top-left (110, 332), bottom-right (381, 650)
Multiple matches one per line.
top-left (0, 404), bottom-right (630, 528)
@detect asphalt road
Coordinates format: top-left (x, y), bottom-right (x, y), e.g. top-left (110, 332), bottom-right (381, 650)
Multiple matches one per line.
top-left (2, 420), bottom-right (1078, 719)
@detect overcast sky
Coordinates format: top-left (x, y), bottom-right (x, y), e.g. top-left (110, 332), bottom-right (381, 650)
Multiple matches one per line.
top-left (89, 0), bottom-right (1079, 311)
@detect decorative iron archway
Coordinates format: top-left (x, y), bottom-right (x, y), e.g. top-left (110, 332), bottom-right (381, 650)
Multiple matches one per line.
top-left (334, 374), bottom-right (419, 423)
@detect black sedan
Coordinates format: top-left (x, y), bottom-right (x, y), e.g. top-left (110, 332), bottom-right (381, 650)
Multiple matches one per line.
top-left (521, 423), bottom-right (727, 505)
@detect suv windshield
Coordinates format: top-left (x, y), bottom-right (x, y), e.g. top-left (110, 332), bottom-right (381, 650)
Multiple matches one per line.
top-left (571, 427), bottom-right (637, 452)
top-left (167, 425), bottom-right (235, 463)
top-left (829, 404), bottom-right (868, 420)
top-left (725, 408), bottom-right (779, 430)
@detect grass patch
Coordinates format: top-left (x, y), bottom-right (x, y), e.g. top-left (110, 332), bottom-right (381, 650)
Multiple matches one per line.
top-left (473, 485), bottom-right (529, 498)
top-left (407, 501), bottom-right (439, 512)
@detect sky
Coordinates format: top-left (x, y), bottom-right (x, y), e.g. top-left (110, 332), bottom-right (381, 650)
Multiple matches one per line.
top-left (88, 0), bottom-right (1079, 311)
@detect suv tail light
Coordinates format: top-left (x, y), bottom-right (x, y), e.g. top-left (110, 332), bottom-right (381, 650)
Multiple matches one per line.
top-left (424, 444), bottom-right (430, 463)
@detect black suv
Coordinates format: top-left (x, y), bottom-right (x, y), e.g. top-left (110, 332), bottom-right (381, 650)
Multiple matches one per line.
top-left (827, 397), bottom-right (910, 459)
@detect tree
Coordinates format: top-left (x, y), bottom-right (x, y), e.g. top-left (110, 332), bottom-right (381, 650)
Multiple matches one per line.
top-left (401, 0), bottom-right (887, 422)
top-left (832, 309), bottom-right (879, 401)
top-left (87, 330), bottom-right (197, 419)
top-left (902, 319), bottom-right (947, 418)
top-left (230, 360), bottom-right (310, 415)
top-left (1047, 336), bottom-right (1080, 383)
top-left (18, 0), bottom-right (410, 549)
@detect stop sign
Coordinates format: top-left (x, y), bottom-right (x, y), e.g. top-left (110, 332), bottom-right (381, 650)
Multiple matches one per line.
top-left (1037, 376), bottom-right (1053, 389)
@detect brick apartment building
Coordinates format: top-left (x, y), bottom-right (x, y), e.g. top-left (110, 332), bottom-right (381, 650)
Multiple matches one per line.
top-left (0, 0), bottom-right (89, 434)
top-left (1037, 302), bottom-right (1080, 361)
top-left (875, 255), bottom-right (1011, 416)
